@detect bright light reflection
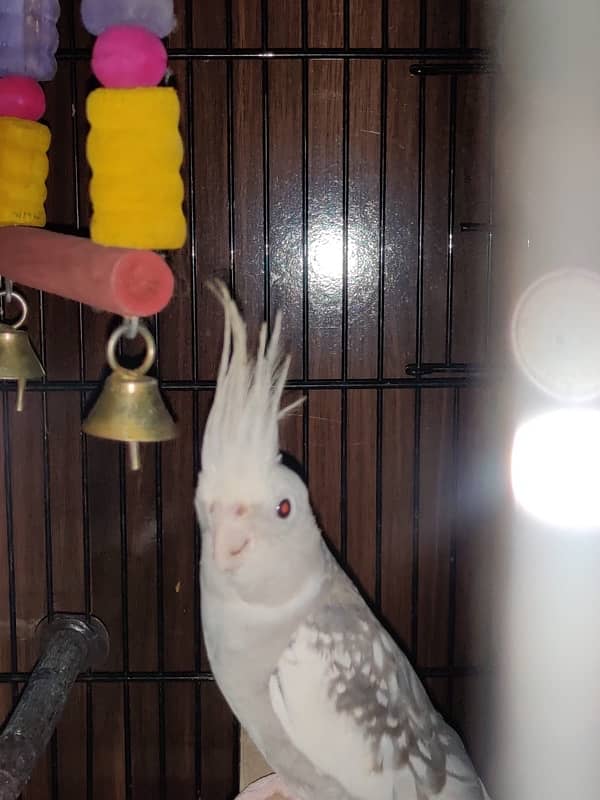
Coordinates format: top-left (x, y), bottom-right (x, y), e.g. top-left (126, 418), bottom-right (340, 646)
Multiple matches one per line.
top-left (511, 408), bottom-right (600, 530)
top-left (309, 234), bottom-right (343, 281)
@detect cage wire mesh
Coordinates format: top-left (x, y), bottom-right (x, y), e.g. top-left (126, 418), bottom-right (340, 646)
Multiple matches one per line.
top-left (0, 0), bottom-right (497, 797)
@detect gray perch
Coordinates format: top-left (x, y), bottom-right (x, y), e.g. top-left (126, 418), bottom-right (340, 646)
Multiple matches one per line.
top-left (0, 614), bottom-right (109, 800)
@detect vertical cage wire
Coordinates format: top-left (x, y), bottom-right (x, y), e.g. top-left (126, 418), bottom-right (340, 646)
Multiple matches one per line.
top-left (374, 0), bottom-right (389, 611)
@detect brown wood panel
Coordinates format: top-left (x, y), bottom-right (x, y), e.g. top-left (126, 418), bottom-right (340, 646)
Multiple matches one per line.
top-left (452, 75), bottom-right (493, 364)
top-left (88, 437), bottom-right (123, 671)
top-left (383, 62), bottom-right (419, 376)
top-left (200, 682), bottom-right (238, 799)
top-left (66, 0), bottom-right (94, 49)
top-left (423, 77), bottom-right (451, 363)
top-left (74, 62), bottom-right (92, 230)
top-left (348, 59), bottom-right (381, 379)
top-left (307, 60), bottom-right (343, 379)
top-left (380, 389), bottom-right (415, 651)
top-left (346, 390), bottom-right (377, 598)
top-left (192, 0), bottom-right (227, 48)
top-left (426, 0), bottom-right (461, 48)
top-left (451, 675), bottom-right (493, 777)
top-left (0, 406), bottom-right (11, 673)
top-left (93, 684), bottom-right (126, 800)
top-left (423, 676), bottom-right (450, 718)
top-left (417, 388), bottom-right (455, 668)
top-left (169, 0), bottom-right (188, 48)
top-left (130, 684), bottom-right (160, 800)
top-left (233, 0), bottom-right (262, 47)
top-left (42, 295), bottom-right (80, 382)
top-left (47, 393), bottom-right (84, 612)
top-left (79, 63), bottom-right (115, 382)
top-left (162, 393), bottom-right (196, 672)
top-left (0, 682), bottom-right (12, 725)
top-left (388, 0), bottom-right (421, 47)
top-left (165, 683), bottom-right (196, 794)
top-left (21, 743), bottom-right (51, 800)
top-left (308, 391), bottom-right (341, 553)
top-left (194, 60), bottom-right (231, 381)
top-left (56, 0), bottom-right (71, 45)
top-left (268, 60), bottom-right (304, 379)
top-left (280, 391), bottom-right (305, 465)
top-left (41, 66), bottom-right (82, 385)
top-left (126, 455), bottom-right (159, 673)
top-left (268, 0), bottom-right (302, 47)
top-left (307, 0), bottom-right (344, 48)
top-left (350, 0), bottom-right (382, 48)
top-left (466, 0), bottom-right (501, 49)
top-left (56, 683), bottom-right (87, 798)
top-left (160, 60), bottom-right (195, 382)
top-left (82, 315), bottom-right (114, 384)
top-left (232, 60), bottom-right (266, 334)
top-left (8, 397), bottom-right (47, 672)
top-left (44, 62), bottom-right (76, 229)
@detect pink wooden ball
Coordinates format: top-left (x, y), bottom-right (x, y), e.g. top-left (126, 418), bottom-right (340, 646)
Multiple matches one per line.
top-left (0, 76), bottom-right (46, 120)
top-left (92, 25), bottom-right (168, 88)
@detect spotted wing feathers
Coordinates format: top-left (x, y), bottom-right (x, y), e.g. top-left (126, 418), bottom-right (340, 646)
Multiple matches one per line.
top-left (269, 580), bottom-right (487, 799)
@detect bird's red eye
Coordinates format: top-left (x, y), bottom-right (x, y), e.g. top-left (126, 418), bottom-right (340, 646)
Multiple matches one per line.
top-left (277, 499), bottom-right (292, 519)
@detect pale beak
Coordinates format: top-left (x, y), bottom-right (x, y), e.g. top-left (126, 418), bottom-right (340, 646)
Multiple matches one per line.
top-left (210, 503), bottom-right (252, 571)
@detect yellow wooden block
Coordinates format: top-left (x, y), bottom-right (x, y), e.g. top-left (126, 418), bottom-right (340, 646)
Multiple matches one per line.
top-left (86, 87), bottom-right (187, 249)
top-left (0, 117), bottom-right (51, 228)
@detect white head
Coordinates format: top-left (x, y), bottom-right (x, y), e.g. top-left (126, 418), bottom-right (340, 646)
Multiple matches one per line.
top-left (195, 281), bottom-right (324, 605)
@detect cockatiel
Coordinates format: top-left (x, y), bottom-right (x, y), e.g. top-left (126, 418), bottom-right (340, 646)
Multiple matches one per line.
top-left (196, 281), bottom-right (491, 800)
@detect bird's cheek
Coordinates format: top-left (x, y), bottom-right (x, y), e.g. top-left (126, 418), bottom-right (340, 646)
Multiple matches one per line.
top-left (212, 524), bottom-right (253, 571)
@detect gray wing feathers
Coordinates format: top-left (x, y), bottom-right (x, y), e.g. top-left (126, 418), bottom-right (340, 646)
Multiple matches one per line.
top-left (307, 569), bottom-right (487, 799)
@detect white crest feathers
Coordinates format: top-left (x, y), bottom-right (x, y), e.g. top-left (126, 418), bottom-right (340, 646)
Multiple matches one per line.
top-left (201, 280), bottom-right (303, 475)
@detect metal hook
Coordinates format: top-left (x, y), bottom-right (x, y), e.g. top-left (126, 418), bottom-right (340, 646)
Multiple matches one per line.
top-left (106, 322), bottom-right (156, 376)
top-left (123, 316), bottom-right (140, 340)
top-left (0, 277), bottom-right (14, 317)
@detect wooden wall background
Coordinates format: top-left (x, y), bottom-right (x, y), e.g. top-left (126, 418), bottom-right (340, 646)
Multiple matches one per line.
top-left (0, 1), bottom-right (500, 797)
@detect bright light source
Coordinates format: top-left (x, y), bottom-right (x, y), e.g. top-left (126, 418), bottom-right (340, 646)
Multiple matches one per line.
top-left (511, 408), bottom-right (600, 530)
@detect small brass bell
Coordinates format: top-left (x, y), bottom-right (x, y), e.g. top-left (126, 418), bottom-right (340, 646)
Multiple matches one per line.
top-left (82, 322), bottom-right (177, 470)
top-left (0, 291), bottom-right (45, 411)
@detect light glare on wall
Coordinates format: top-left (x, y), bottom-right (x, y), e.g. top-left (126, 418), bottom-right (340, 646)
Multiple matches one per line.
top-left (511, 408), bottom-right (600, 530)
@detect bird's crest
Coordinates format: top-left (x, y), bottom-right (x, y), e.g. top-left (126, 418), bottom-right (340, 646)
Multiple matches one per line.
top-left (201, 280), bottom-right (303, 476)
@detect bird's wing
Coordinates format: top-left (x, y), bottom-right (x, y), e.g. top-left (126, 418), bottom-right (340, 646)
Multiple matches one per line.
top-left (269, 580), bottom-right (487, 800)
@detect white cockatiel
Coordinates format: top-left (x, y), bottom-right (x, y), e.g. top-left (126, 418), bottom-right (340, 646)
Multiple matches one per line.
top-left (196, 281), bottom-right (490, 800)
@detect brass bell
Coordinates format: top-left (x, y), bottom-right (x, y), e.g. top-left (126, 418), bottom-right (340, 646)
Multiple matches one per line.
top-left (0, 290), bottom-right (45, 411)
top-left (82, 322), bottom-right (177, 470)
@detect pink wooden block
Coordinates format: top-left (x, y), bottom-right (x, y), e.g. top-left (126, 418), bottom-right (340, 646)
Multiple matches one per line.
top-left (0, 76), bottom-right (46, 120)
top-left (92, 25), bottom-right (167, 88)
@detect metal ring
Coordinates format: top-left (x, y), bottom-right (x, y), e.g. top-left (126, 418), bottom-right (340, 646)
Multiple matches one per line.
top-left (106, 322), bottom-right (156, 376)
top-left (0, 290), bottom-right (28, 329)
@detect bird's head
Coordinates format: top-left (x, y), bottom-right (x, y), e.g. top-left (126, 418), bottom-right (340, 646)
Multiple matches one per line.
top-left (195, 281), bottom-right (323, 605)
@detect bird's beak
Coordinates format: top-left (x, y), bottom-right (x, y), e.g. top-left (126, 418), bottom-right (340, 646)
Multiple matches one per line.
top-left (211, 503), bottom-right (252, 571)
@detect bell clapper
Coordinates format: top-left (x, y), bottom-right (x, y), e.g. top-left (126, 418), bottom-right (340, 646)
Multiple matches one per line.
top-left (16, 379), bottom-right (26, 414)
top-left (128, 441), bottom-right (141, 472)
